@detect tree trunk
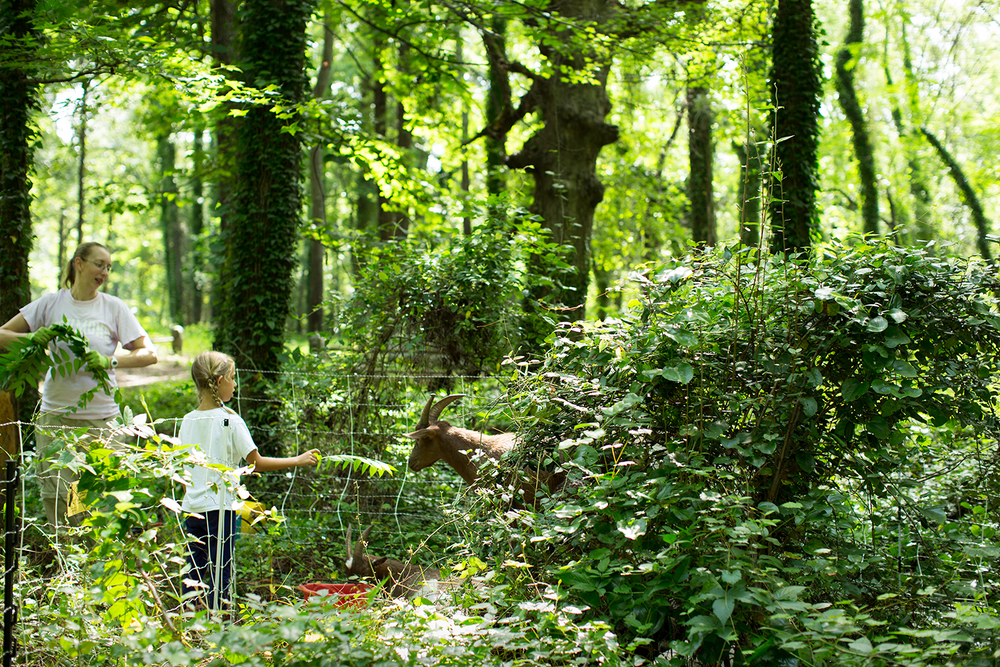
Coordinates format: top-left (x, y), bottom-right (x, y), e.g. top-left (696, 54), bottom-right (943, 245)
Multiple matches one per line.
top-left (734, 141), bottom-right (761, 247)
top-left (894, 19), bottom-right (933, 243)
top-left (835, 0), bottom-right (878, 237)
top-left (190, 119), bottom-right (205, 323)
top-left (76, 81), bottom-right (88, 245)
top-left (921, 127), bottom-right (991, 260)
top-left (687, 85), bottom-right (716, 247)
top-left (508, 0), bottom-right (619, 320)
top-left (158, 135), bottom-right (183, 324)
top-left (210, 0), bottom-right (237, 327)
top-left (0, 0), bottom-right (40, 466)
top-left (767, 0), bottom-right (822, 253)
top-left (307, 4), bottom-right (334, 333)
top-left (216, 0), bottom-right (312, 455)
top-left (484, 16), bottom-right (508, 221)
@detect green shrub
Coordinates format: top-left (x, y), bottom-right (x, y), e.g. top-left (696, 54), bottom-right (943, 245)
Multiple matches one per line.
top-left (492, 239), bottom-right (1000, 665)
top-left (119, 377), bottom-right (190, 434)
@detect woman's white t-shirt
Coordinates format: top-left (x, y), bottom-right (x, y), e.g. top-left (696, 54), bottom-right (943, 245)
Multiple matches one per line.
top-left (179, 408), bottom-right (258, 514)
top-left (20, 289), bottom-right (147, 418)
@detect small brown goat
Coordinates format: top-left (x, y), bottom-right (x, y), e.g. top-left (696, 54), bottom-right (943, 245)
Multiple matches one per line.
top-left (406, 394), bottom-right (517, 484)
top-left (344, 525), bottom-right (441, 598)
top-left (404, 394), bottom-right (564, 507)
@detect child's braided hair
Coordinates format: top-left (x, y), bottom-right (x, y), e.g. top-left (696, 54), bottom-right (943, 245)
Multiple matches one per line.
top-left (191, 350), bottom-right (236, 410)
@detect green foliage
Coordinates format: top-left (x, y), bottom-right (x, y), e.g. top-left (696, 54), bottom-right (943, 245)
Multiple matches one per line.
top-left (0, 321), bottom-right (121, 411)
top-left (343, 213), bottom-right (561, 379)
top-left (118, 378), bottom-right (189, 434)
top-left (492, 239), bottom-right (1000, 664)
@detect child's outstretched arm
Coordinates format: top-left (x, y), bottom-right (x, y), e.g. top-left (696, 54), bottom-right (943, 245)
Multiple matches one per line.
top-left (246, 448), bottom-right (320, 473)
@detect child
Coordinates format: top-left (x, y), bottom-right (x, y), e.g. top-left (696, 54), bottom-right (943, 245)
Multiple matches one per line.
top-left (179, 350), bottom-right (319, 609)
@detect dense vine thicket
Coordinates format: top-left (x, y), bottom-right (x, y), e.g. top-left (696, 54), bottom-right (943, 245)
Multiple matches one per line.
top-left (487, 240), bottom-right (1000, 664)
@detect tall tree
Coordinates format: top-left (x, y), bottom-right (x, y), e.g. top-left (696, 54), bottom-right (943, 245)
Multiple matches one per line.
top-left (190, 118), bottom-right (206, 323)
top-left (307, 3), bottom-right (335, 333)
top-left (0, 0), bottom-right (40, 459)
top-left (687, 85), bottom-right (716, 247)
top-left (921, 127), bottom-right (992, 260)
top-left (893, 16), bottom-right (933, 242)
top-left (685, 1), bottom-right (716, 248)
top-left (767, 0), bottom-right (822, 252)
top-left (490, 2), bottom-right (620, 319)
top-left (157, 133), bottom-right (184, 324)
top-left (209, 0), bottom-right (238, 327)
top-left (216, 0), bottom-right (313, 451)
top-left (835, 0), bottom-right (878, 237)
top-left (482, 16), bottom-right (509, 219)
top-left (75, 81), bottom-right (89, 244)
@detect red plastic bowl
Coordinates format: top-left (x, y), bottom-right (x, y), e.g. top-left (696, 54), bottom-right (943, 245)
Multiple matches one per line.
top-left (299, 582), bottom-right (373, 609)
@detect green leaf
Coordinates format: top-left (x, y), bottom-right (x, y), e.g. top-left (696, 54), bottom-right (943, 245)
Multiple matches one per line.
top-left (867, 316), bottom-right (889, 332)
top-left (841, 378), bottom-right (870, 401)
top-left (883, 326), bottom-right (911, 348)
top-left (799, 396), bottom-right (817, 417)
top-left (662, 362), bottom-right (694, 384)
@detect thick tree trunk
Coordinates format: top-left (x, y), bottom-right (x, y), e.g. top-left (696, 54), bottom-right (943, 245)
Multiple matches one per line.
top-left (0, 0), bottom-right (39, 465)
top-left (216, 0), bottom-right (311, 456)
top-left (767, 0), bottom-right (822, 252)
top-left (509, 0), bottom-right (619, 320)
top-left (210, 0), bottom-right (237, 326)
top-left (687, 86), bottom-right (716, 247)
top-left (835, 0), bottom-right (878, 237)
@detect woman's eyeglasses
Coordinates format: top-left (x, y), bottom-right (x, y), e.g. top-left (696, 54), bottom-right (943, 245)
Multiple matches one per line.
top-left (83, 259), bottom-right (113, 273)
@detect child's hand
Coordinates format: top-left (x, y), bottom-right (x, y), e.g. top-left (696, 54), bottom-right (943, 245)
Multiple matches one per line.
top-left (298, 449), bottom-right (321, 467)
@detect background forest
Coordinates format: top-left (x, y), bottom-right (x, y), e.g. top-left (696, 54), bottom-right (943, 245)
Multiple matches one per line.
top-left (2, 0), bottom-right (1000, 665)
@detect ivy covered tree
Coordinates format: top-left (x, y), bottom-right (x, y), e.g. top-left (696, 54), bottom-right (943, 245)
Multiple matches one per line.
top-left (768, 0), bottom-right (823, 252)
top-left (215, 0), bottom-right (314, 451)
top-left (834, 0), bottom-right (878, 237)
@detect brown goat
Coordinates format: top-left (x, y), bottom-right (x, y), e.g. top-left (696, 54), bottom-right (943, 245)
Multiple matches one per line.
top-left (404, 394), bottom-right (564, 507)
top-left (344, 525), bottom-right (441, 598)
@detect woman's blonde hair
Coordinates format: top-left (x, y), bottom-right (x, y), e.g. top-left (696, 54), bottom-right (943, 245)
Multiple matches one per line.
top-left (62, 241), bottom-right (110, 289)
top-left (191, 350), bottom-right (236, 410)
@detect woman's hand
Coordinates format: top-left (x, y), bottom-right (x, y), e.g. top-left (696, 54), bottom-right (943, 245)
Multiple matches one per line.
top-left (84, 350), bottom-right (111, 371)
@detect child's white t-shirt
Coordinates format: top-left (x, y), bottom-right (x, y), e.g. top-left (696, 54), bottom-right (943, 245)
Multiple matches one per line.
top-left (179, 408), bottom-right (258, 514)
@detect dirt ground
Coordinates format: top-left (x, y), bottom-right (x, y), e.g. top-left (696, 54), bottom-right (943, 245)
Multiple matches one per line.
top-left (115, 353), bottom-right (190, 388)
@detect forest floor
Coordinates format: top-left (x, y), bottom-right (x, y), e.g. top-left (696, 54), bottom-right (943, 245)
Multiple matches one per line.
top-left (115, 352), bottom-right (189, 387)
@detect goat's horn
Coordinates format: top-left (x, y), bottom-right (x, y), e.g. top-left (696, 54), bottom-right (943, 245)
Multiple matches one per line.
top-left (416, 395), bottom-right (436, 430)
top-left (345, 525), bottom-right (352, 554)
top-left (429, 394), bottom-right (465, 422)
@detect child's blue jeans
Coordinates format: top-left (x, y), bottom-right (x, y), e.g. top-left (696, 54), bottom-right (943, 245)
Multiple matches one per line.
top-left (184, 510), bottom-right (237, 609)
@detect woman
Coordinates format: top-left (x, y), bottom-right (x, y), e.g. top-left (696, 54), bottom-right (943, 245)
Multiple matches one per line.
top-left (0, 242), bottom-right (158, 527)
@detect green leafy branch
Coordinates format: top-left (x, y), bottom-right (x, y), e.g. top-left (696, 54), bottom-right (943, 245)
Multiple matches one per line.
top-left (0, 320), bottom-right (123, 413)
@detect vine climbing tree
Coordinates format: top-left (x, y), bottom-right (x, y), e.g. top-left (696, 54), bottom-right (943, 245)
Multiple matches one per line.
top-left (216, 0), bottom-right (315, 453)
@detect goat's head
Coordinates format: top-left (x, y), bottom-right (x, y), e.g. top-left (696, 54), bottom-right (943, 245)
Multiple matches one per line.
top-left (405, 394), bottom-right (465, 472)
top-left (344, 525), bottom-right (375, 578)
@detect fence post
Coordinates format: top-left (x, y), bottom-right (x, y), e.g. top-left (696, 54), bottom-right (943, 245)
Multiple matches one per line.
top-left (3, 459), bottom-right (17, 667)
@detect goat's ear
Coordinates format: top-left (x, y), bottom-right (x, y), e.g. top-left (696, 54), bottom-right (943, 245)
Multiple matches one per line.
top-left (404, 428), bottom-right (434, 440)
top-left (372, 557), bottom-right (388, 566)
